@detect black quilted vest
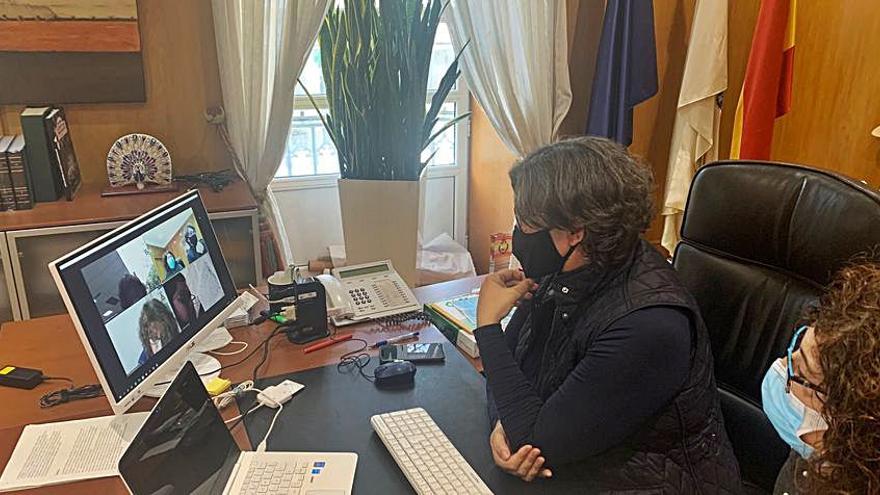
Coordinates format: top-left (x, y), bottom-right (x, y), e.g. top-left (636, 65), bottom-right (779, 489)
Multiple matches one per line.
top-left (513, 240), bottom-right (743, 494)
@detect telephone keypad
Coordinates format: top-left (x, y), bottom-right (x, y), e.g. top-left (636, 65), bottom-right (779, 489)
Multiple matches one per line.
top-left (348, 287), bottom-right (374, 310)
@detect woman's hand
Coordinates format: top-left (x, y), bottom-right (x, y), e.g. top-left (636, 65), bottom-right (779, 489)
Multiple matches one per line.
top-left (477, 269), bottom-right (537, 327)
top-left (489, 421), bottom-right (552, 482)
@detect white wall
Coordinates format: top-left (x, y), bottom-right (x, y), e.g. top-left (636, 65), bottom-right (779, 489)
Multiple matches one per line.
top-left (272, 174), bottom-right (465, 265)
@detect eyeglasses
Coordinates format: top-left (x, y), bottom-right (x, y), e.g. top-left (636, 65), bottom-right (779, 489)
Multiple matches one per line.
top-left (786, 325), bottom-right (825, 396)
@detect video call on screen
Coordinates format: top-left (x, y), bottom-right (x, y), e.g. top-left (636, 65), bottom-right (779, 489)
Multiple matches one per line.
top-left (80, 208), bottom-right (224, 377)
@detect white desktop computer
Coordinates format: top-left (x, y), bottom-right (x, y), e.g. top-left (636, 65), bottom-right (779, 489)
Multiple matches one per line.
top-left (49, 190), bottom-right (246, 415)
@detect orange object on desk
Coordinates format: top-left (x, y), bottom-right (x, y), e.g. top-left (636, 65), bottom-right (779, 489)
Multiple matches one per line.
top-left (303, 334), bottom-right (353, 354)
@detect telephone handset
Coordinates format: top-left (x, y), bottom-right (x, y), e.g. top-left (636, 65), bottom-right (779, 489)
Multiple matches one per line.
top-left (316, 260), bottom-right (421, 327)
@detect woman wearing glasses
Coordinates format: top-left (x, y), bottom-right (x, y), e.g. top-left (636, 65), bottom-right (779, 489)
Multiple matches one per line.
top-left (764, 261), bottom-right (880, 494)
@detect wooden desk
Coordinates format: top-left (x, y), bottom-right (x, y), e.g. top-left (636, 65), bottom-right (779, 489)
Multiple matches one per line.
top-left (0, 276), bottom-right (483, 494)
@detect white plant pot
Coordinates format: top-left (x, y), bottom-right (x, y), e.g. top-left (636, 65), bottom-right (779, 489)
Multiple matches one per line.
top-left (338, 175), bottom-right (427, 287)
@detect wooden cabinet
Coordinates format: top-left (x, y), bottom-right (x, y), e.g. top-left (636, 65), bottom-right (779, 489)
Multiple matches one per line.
top-left (0, 181), bottom-right (261, 322)
top-left (0, 236), bottom-right (15, 322)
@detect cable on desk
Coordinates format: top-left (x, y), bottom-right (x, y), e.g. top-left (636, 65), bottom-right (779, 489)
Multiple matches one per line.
top-left (210, 341), bottom-right (249, 356)
top-left (252, 330), bottom-right (281, 382)
top-left (336, 338), bottom-right (375, 382)
top-left (257, 403), bottom-right (284, 452)
top-left (224, 402), bottom-right (263, 425)
top-left (40, 375), bottom-right (75, 386)
top-left (153, 326), bottom-right (286, 387)
top-left (213, 379), bottom-right (255, 410)
top-left (40, 384), bottom-right (104, 408)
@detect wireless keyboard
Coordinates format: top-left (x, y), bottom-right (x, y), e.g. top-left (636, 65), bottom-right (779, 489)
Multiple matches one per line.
top-left (371, 408), bottom-right (493, 494)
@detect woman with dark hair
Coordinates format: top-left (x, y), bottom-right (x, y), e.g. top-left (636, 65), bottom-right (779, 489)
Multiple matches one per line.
top-left (766, 261), bottom-right (880, 494)
top-left (137, 299), bottom-right (180, 366)
top-left (166, 274), bottom-right (202, 328)
top-left (118, 274), bottom-right (147, 309)
top-left (475, 137), bottom-right (741, 491)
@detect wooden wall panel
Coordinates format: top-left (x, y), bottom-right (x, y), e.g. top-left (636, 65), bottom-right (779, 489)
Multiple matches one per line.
top-left (720, 0), bottom-right (880, 187)
top-left (0, 52), bottom-right (146, 104)
top-left (0, 0), bottom-right (230, 185)
top-left (630, 0), bottom-right (695, 246)
top-left (467, 0), bottom-right (696, 270)
top-left (467, 102), bottom-right (517, 274)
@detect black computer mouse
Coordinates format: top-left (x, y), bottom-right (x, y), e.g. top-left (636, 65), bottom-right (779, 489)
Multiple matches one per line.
top-left (374, 360), bottom-right (416, 388)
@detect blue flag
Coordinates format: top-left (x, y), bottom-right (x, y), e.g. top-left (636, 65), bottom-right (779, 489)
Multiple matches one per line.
top-left (586, 0), bottom-right (658, 146)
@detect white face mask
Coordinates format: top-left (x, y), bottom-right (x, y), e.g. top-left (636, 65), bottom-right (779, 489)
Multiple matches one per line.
top-left (149, 338), bottom-right (163, 355)
top-left (761, 359), bottom-right (828, 458)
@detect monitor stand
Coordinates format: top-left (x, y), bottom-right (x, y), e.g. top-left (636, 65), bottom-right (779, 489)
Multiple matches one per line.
top-left (195, 326), bottom-right (234, 353)
top-left (144, 351), bottom-right (222, 398)
top-left (143, 325), bottom-right (236, 397)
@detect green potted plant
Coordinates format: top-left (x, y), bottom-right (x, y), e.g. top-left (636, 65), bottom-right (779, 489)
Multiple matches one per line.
top-left (302, 0), bottom-right (467, 286)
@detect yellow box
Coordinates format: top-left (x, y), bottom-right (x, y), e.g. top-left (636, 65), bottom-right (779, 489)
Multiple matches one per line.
top-left (206, 377), bottom-right (232, 396)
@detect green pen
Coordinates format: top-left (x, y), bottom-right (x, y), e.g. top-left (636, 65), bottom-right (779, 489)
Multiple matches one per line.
top-left (269, 314), bottom-right (287, 324)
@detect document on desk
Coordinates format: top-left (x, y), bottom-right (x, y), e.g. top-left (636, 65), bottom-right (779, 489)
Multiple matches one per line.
top-left (0, 412), bottom-right (149, 492)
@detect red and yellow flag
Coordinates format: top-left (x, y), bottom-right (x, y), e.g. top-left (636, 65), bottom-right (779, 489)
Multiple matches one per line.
top-left (730, 0), bottom-right (796, 160)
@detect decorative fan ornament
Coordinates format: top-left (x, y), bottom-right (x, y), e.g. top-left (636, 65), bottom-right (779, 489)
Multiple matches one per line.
top-left (106, 133), bottom-right (172, 189)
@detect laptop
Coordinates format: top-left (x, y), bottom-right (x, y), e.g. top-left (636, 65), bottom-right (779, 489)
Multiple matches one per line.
top-left (118, 362), bottom-right (357, 494)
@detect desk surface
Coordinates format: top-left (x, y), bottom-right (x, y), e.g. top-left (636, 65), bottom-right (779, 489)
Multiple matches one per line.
top-left (0, 179), bottom-right (258, 231)
top-left (0, 276), bottom-right (483, 494)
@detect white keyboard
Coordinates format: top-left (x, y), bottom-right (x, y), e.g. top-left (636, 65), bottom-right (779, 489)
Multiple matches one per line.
top-left (237, 459), bottom-right (308, 494)
top-left (371, 408), bottom-right (493, 495)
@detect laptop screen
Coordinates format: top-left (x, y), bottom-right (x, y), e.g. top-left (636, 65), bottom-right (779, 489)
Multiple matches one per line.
top-left (118, 362), bottom-right (240, 495)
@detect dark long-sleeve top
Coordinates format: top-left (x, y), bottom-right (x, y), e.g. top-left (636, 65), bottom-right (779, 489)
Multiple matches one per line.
top-left (475, 304), bottom-right (692, 465)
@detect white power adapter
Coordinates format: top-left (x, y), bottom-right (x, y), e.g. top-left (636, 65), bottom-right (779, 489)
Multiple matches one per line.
top-left (256, 380), bottom-right (305, 409)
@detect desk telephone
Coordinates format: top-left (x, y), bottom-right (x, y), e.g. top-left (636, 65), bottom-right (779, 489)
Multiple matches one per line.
top-left (316, 260), bottom-right (421, 326)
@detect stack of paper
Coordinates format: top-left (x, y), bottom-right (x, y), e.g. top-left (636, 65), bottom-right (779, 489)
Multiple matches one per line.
top-left (0, 412), bottom-right (148, 492)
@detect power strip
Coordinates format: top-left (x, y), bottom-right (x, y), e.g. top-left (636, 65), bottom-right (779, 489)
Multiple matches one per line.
top-left (256, 380), bottom-right (305, 408)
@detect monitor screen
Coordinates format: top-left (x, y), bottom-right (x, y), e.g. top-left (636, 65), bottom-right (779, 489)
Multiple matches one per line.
top-left (52, 191), bottom-right (237, 404)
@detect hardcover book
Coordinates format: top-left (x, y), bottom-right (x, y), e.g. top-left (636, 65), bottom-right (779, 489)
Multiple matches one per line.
top-left (0, 135), bottom-right (13, 210)
top-left (20, 106), bottom-right (62, 202)
top-left (47, 108), bottom-right (81, 200)
top-left (6, 135), bottom-right (35, 210)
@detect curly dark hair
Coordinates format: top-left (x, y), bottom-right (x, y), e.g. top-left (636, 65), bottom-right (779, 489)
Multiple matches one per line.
top-left (804, 260), bottom-right (880, 494)
top-left (509, 136), bottom-right (654, 269)
top-left (138, 299), bottom-right (179, 358)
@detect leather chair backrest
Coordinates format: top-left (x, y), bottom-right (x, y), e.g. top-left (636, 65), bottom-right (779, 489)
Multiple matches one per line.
top-left (673, 161), bottom-right (880, 491)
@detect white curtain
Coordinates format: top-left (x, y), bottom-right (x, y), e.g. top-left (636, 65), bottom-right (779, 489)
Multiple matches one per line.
top-left (212, 0), bottom-right (330, 266)
top-left (445, 0), bottom-right (572, 158)
top-left (661, 0), bottom-right (728, 255)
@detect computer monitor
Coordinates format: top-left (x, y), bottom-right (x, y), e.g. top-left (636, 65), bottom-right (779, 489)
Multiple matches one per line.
top-left (49, 190), bottom-right (242, 415)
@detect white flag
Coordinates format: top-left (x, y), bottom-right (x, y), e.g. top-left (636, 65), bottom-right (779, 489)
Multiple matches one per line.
top-left (661, 0), bottom-right (728, 255)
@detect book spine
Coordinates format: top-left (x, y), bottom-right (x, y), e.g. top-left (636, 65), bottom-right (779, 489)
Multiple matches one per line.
top-left (0, 151), bottom-right (13, 211)
top-left (423, 304), bottom-right (460, 345)
top-left (424, 304), bottom-right (480, 358)
top-left (20, 112), bottom-right (61, 202)
top-left (7, 148), bottom-right (34, 210)
top-left (456, 330), bottom-right (480, 359)
top-left (54, 109), bottom-right (81, 201)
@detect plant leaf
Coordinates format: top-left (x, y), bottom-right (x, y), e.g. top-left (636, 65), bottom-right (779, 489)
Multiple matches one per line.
top-left (423, 112), bottom-right (471, 152)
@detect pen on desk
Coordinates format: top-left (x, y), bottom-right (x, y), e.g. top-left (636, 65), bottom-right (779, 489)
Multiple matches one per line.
top-left (303, 334), bottom-right (353, 354)
top-left (371, 331), bottom-right (420, 349)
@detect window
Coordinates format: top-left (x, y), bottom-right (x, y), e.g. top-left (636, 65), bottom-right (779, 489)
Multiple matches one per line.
top-left (276, 22), bottom-right (469, 179)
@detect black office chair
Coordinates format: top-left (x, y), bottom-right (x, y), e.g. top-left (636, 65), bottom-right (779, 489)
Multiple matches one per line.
top-left (672, 161), bottom-right (880, 493)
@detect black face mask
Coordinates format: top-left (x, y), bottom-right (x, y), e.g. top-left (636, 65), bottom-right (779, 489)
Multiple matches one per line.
top-left (512, 226), bottom-right (578, 279)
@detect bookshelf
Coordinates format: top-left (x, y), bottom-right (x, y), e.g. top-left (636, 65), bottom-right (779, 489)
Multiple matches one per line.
top-left (0, 179), bottom-right (261, 322)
